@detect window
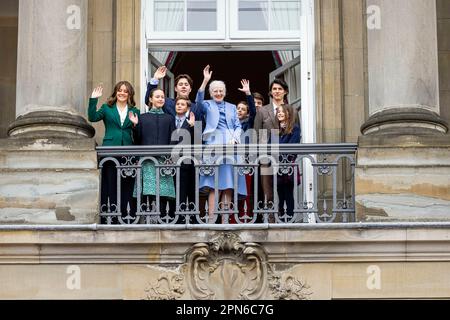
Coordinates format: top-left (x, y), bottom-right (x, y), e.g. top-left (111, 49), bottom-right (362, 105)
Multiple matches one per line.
top-left (146, 0), bottom-right (301, 41)
top-left (231, 0), bottom-right (301, 38)
top-left (147, 0), bottom-right (226, 39)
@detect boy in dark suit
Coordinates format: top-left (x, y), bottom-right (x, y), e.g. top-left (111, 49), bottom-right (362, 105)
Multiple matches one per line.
top-left (172, 97), bottom-right (197, 222)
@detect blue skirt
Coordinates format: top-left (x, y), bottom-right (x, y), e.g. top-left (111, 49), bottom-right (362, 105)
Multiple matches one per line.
top-left (199, 162), bottom-right (247, 197)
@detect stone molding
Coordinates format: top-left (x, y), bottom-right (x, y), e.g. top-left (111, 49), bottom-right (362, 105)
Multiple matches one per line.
top-left (361, 107), bottom-right (449, 135)
top-left (1, 226), bottom-right (450, 264)
top-left (8, 109), bottom-right (95, 138)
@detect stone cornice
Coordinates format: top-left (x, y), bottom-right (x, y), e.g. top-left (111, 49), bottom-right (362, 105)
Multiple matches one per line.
top-left (1, 224), bottom-right (450, 264)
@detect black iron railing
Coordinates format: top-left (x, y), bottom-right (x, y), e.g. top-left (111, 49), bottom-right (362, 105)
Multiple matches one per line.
top-left (96, 143), bottom-right (357, 225)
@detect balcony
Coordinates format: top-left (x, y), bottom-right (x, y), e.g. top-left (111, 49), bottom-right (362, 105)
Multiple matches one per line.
top-left (96, 143), bottom-right (357, 225)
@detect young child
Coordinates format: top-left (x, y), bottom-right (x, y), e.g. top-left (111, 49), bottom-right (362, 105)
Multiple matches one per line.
top-left (172, 96), bottom-right (196, 215)
top-left (276, 104), bottom-right (301, 220)
top-left (235, 79), bottom-right (257, 223)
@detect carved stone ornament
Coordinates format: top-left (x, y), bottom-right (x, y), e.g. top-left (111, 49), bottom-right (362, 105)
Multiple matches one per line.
top-left (145, 272), bottom-right (186, 300)
top-left (145, 232), bottom-right (312, 300)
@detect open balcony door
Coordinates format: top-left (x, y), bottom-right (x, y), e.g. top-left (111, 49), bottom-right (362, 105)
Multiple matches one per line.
top-left (299, 0), bottom-right (316, 223)
top-left (141, 53), bottom-right (175, 112)
top-left (150, 54), bottom-right (175, 97)
top-left (269, 0), bottom-right (316, 223)
top-left (140, 1), bottom-right (174, 111)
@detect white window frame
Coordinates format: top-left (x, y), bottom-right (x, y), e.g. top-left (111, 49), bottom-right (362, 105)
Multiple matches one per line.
top-left (229, 0), bottom-right (301, 39)
top-left (146, 0), bottom-right (226, 40)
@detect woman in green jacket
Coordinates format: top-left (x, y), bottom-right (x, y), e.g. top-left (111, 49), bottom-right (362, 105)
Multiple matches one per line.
top-left (88, 81), bottom-right (140, 224)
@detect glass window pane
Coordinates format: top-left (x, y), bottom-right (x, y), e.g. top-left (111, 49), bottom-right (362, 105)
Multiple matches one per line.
top-left (187, 0), bottom-right (217, 31)
top-left (271, 0), bottom-right (300, 31)
top-left (238, 0), bottom-right (269, 31)
top-left (154, 0), bottom-right (185, 32)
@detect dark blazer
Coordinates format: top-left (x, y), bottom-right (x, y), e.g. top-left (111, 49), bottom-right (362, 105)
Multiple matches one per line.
top-left (240, 94), bottom-right (257, 132)
top-left (254, 103), bottom-right (279, 144)
top-left (88, 98), bottom-right (140, 146)
top-left (133, 111), bottom-right (176, 146)
top-left (279, 124), bottom-right (301, 144)
top-left (145, 82), bottom-right (203, 119)
top-left (172, 118), bottom-right (195, 145)
top-left (278, 124), bottom-right (301, 185)
top-left (172, 118), bottom-right (196, 205)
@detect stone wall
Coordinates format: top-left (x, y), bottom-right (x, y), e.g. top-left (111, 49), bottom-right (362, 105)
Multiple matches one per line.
top-left (0, 138), bottom-right (98, 224)
top-left (1, 225), bottom-right (450, 299)
top-left (87, 0), bottom-right (141, 145)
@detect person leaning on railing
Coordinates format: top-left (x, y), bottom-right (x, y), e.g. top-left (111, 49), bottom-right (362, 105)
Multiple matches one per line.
top-left (129, 88), bottom-right (177, 219)
top-left (253, 78), bottom-right (290, 222)
top-left (275, 104), bottom-right (301, 219)
top-left (195, 65), bottom-right (248, 223)
top-left (172, 96), bottom-right (196, 218)
top-left (88, 81), bottom-right (140, 223)
top-left (235, 79), bottom-right (257, 223)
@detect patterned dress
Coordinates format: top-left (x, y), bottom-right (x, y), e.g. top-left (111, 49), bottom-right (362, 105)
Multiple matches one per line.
top-left (133, 108), bottom-right (176, 199)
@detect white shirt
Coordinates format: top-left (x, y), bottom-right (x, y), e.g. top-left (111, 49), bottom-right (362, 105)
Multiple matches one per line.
top-left (117, 105), bottom-right (128, 126)
top-left (272, 103), bottom-right (279, 116)
top-left (175, 115), bottom-right (186, 128)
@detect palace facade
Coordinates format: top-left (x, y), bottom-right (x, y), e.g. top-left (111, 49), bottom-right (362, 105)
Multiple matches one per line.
top-left (0, 0), bottom-right (449, 299)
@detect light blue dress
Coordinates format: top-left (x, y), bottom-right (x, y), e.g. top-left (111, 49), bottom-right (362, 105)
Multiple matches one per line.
top-left (199, 101), bottom-right (247, 197)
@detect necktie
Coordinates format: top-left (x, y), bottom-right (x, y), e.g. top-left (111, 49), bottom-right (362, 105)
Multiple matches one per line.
top-left (176, 118), bottom-right (182, 129)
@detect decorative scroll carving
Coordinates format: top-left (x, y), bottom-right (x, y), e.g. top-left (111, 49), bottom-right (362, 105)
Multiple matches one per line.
top-left (185, 233), bottom-right (268, 300)
top-left (145, 232), bottom-right (313, 300)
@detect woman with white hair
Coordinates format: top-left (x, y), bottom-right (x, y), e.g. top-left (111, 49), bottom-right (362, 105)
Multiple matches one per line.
top-left (196, 65), bottom-right (247, 222)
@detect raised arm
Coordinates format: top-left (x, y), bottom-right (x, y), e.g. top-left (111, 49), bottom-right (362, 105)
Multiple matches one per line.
top-left (195, 65), bottom-right (213, 114)
top-left (239, 79), bottom-right (257, 128)
top-left (88, 85), bottom-right (105, 122)
top-left (198, 65), bottom-right (212, 92)
top-left (145, 66), bottom-right (167, 106)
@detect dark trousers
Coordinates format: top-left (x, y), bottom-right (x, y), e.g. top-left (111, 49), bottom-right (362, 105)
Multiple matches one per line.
top-left (277, 180), bottom-right (295, 219)
top-left (177, 164), bottom-right (197, 224)
top-left (178, 164), bottom-right (196, 208)
top-left (100, 160), bottom-right (137, 224)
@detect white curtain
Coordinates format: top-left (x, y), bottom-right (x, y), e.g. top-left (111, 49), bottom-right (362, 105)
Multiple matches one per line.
top-left (270, 0), bottom-right (301, 31)
top-left (147, 1), bottom-right (184, 75)
top-left (277, 51), bottom-right (300, 107)
top-left (151, 52), bottom-right (172, 66)
top-left (270, 1), bottom-right (301, 105)
top-left (260, 0), bottom-right (269, 29)
top-left (153, 0), bottom-right (184, 32)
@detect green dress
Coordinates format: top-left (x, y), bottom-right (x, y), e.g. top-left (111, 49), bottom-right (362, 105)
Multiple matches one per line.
top-left (133, 108), bottom-right (176, 199)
